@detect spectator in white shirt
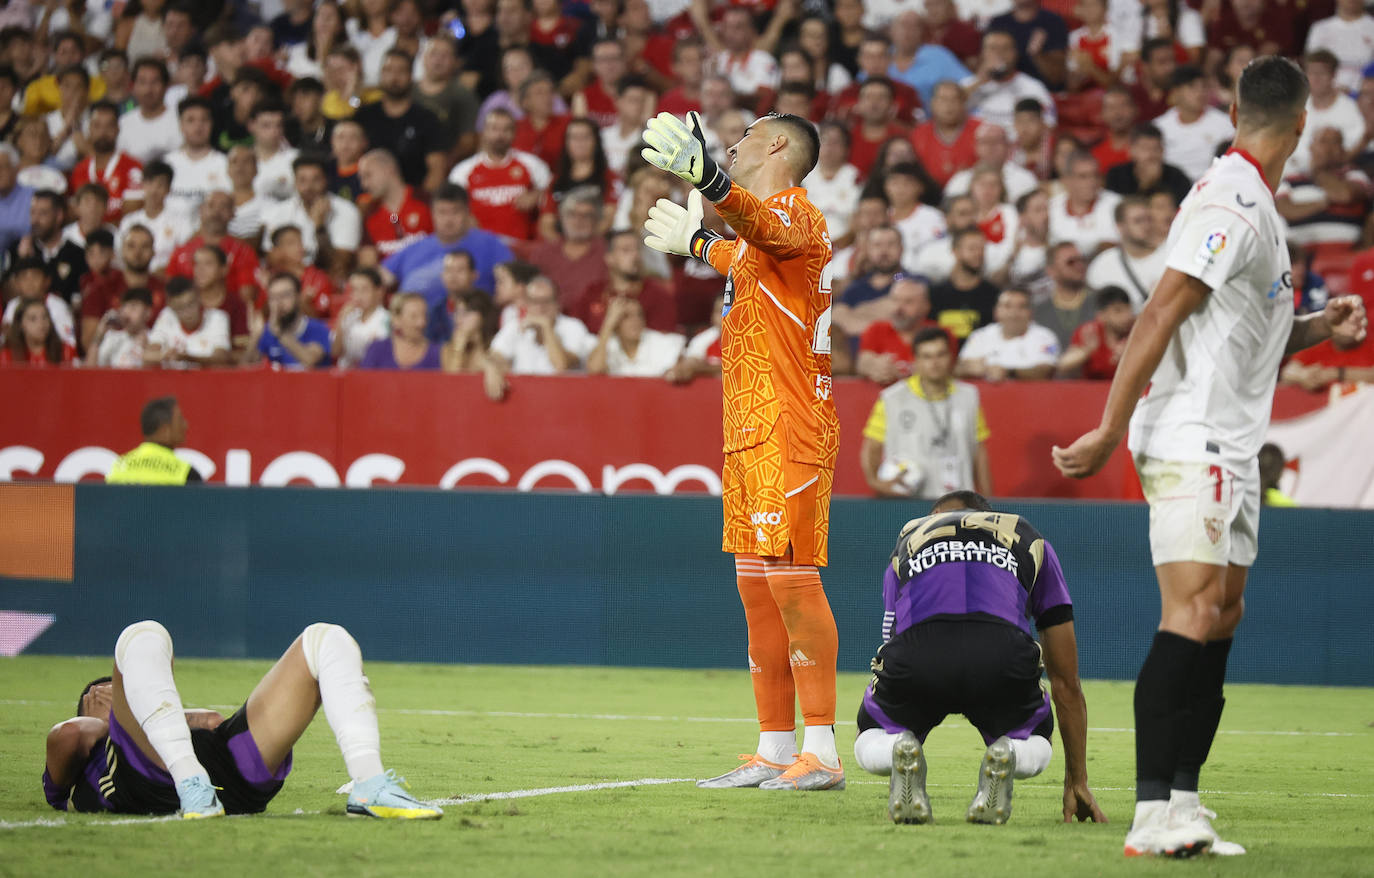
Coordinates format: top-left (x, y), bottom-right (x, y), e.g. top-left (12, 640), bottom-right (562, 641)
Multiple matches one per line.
top-left (698, 5), bottom-right (782, 108)
top-left (601, 75), bottom-right (658, 177)
top-left (1287, 50), bottom-right (1367, 177)
top-left (117, 59), bottom-right (183, 165)
top-left (332, 267), bottom-right (392, 368)
top-left (164, 96), bottom-right (231, 219)
top-left (261, 154), bottom-right (362, 276)
top-left (955, 287), bottom-right (1060, 380)
top-left (1, 257), bottom-right (76, 348)
top-left (587, 295), bottom-right (686, 377)
top-left (962, 29), bottom-right (1057, 137)
top-left (802, 122), bottom-right (863, 247)
top-left (1152, 65), bottom-right (1235, 182)
top-left (1085, 195), bottom-right (1167, 309)
top-left (119, 160), bottom-right (190, 273)
top-left (1305, 0), bottom-right (1374, 93)
top-left (888, 162), bottom-right (949, 270)
top-left (944, 122), bottom-right (1040, 203)
top-left (484, 274), bottom-right (596, 398)
top-left (144, 277), bottom-right (232, 369)
top-left (250, 101), bottom-right (300, 203)
top-left (45, 65), bottom-right (91, 172)
top-left (1049, 150), bottom-right (1122, 258)
top-left (87, 286), bottom-right (154, 368)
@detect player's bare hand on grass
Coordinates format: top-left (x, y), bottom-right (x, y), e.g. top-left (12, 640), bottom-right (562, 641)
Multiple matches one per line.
top-left (644, 190), bottom-right (705, 257)
top-left (1063, 782), bottom-right (1107, 823)
top-left (1325, 295), bottom-right (1368, 347)
top-left (1052, 426), bottom-right (1122, 479)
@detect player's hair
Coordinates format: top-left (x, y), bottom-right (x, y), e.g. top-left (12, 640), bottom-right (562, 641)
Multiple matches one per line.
top-left (87, 228), bottom-right (115, 250)
top-left (122, 286), bottom-right (154, 307)
top-left (763, 112), bottom-right (821, 180)
top-left (267, 271), bottom-right (302, 293)
top-left (141, 396), bottom-right (180, 437)
top-left (1095, 285), bottom-right (1132, 309)
top-left (76, 676), bottom-right (112, 717)
top-left (1303, 49), bottom-right (1339, 75)
top-left (1114, 194), bottom-right (1150, 223)
top-left (931, 490), bottom-right (993, 513)
top-left (143, 159), bottom-right (174, 184)
top-left (912, 326), bottom-right (950, 352)
top-left (177, 95), bottom-right (213, 117)
top-left (1236, 56), bottom-right (1309, 133)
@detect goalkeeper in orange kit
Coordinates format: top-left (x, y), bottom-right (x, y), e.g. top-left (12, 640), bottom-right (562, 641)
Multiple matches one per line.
top-left (641, 111), bottom-right (844, 790)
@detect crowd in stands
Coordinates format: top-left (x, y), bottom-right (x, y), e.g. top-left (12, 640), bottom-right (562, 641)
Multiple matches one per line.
top-left (0, 0), bottom-right (1371, 394)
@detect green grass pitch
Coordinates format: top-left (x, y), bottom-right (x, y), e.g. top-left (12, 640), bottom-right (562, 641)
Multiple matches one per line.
top-left (1, 657), bottom-right (1371, 877)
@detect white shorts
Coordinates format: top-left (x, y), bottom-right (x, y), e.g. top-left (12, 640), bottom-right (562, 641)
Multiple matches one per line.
top-left (1135, 456), bottom-right (1260, 568)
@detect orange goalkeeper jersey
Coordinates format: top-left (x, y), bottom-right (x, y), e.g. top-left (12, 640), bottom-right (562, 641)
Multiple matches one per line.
top-left (704, 183), bottom-right (839, 469)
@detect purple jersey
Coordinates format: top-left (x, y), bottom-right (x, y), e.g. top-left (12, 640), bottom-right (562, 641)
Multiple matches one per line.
top-left (881, 511), bottom-right (1073, 639)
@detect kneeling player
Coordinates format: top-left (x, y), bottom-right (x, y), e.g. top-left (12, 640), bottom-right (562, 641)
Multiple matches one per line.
top-left (852, 492), bottom-right (1106, 826)
top-left (42, 620), bottom-right (442, 820)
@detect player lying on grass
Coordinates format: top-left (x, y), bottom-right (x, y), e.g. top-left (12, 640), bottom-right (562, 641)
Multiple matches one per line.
top-left (42, 620), bottom-right (442, 820)
top-left (852, 491), bottom-right (1107, 826)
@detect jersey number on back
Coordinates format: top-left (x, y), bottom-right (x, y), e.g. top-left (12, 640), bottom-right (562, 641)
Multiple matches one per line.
top-left (811, 258), bottom-right (835, 355)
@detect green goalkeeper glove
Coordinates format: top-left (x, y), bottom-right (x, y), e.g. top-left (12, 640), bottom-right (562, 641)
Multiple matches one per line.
top-left (640, 111), bottom-right (732, 202)
top-left (643, 190), bottom-right (723, 260)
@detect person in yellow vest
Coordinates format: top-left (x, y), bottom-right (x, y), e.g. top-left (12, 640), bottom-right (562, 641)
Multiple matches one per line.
top-left (106, 397), bottom-right (203, 484)
top-left (1258, 442), bottom-right (1297, 508)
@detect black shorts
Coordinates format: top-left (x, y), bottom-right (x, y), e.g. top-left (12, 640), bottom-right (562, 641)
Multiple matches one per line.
top-left (856, 617), bottom-right (1054, 745)
top-left (73, 705), bottom-right (292, 815)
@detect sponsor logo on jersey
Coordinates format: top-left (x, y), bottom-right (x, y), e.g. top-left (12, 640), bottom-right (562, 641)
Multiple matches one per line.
top-left (907, 539), bottom-right (1019, 576)
top-left (814, 374), bottom-right (832, 401)
top-left (1204, 516), bottom-right (1224, 545)
top-left (1195, 229), bottom-right (1227, 266)
top-left (1267, 270), bottom-right (1293, 300)
top-left (751, 510), bottom-right (784, 526)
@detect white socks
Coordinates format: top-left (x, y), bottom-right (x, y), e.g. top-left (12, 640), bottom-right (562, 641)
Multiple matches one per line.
top-left (851, 730), bottom-right (1053, 778)
top-left (1007, 735), bottom-right (1053, 779)
top-left (1134, 798), bottom-right (1168, 827)
top-left (853, 728), bottom-right (899, 775)
top-left (114, 621), bottom-right (207, 785)
top-left (300, 623), bottom-right (384, 782)
top-left (801, 724), bottom-right (839, 768)
top-left (757, 730), bottom-right (795, 765)
top-left (1170, 789), bottom-right (1200, 811)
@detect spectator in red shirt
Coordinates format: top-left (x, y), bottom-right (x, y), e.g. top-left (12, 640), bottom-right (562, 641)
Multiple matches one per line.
top-left (514, 72), bottom-right (571, 172)
top-left (537, 118), bottom-right (619, 242)
top-left (1282, 295), bottom-right (1374, 390)
top-left (1130, 38), bottom-right (1177, 125)
top-left (830, 35), bottom-right (923, 126)
top-left (776, 49), bottom-right (831, 120)
top-left (191, 244), bottom-right (252, 358)
top-left (925, 0), bottom-right (983, 68)
top-left (1091, 86), bottom-right (1137, 174)
top-left (358, 148), bottom-right (434, 264)
top-left (447, 107), bottom-right (552, 242)
top-left (911, 80), bottom-right (981, 188)
top-left (82, 225), bottom-right (162, 350)
top-left (617, 0), bottom-right (677, 89)
top-left (77, 229), bottom-right (121, 352)
top-left (856, 275), bottom-right (946, 384)
top-left (2, 298), bottom-right (75, 367)
top-left (656, 39), bottom-right (708, 118)
top-left (570, 228), bottom-right (677, 334)
top-left (69, 101), bottom-right (144, 222)
top-left (167, 190), bottom-right (262, 307)
top-left (1206, 0), bottom-right (1294, 70)
top-left (529, 189), bottom-right (609, 308)
top-left (268, 225), bottom-right (338, 319)
top-left (572, 38), bottom-right (626, 128)
top-left (1055, 286), bottom-right (1136, 379)
top-left (848, 78), bottom-right (913, 181)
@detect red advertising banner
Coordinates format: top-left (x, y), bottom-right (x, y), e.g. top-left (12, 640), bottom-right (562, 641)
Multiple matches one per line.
top-left (0, 370), bottom-right (1328, 499)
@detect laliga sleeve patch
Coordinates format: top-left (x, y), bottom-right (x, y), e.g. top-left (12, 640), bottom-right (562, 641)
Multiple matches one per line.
top-left (1194, 228), bottom-right (1228, 266)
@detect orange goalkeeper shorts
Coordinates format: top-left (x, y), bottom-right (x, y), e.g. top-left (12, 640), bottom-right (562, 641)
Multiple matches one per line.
top-left (721, 422), bottom-right (833, 567)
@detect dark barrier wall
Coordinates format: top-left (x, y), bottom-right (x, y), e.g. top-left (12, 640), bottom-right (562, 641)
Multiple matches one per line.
top-left (3, 485), bottom-right (1370, 685)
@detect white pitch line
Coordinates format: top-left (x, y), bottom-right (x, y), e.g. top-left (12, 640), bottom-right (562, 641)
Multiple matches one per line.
top-left (1, 700), bottom-right (1362, 736)
top-left (425, 777), bottom-right (693, 806)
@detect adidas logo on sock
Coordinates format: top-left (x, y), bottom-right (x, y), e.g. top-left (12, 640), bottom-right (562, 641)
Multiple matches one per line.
top-left (748, 655), bottom-right (761, 674)
top-left (790, 650), bottom-right (816, 667)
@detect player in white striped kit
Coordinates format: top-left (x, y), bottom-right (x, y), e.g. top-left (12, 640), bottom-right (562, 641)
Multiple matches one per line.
top-left (1052, 56), bottom-right (1367, 858)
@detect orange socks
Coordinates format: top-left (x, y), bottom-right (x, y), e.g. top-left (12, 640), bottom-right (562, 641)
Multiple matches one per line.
top-left (735, 555), bottom-right (795, 732)
top-left (763, 561), bottom-right (838, 727)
